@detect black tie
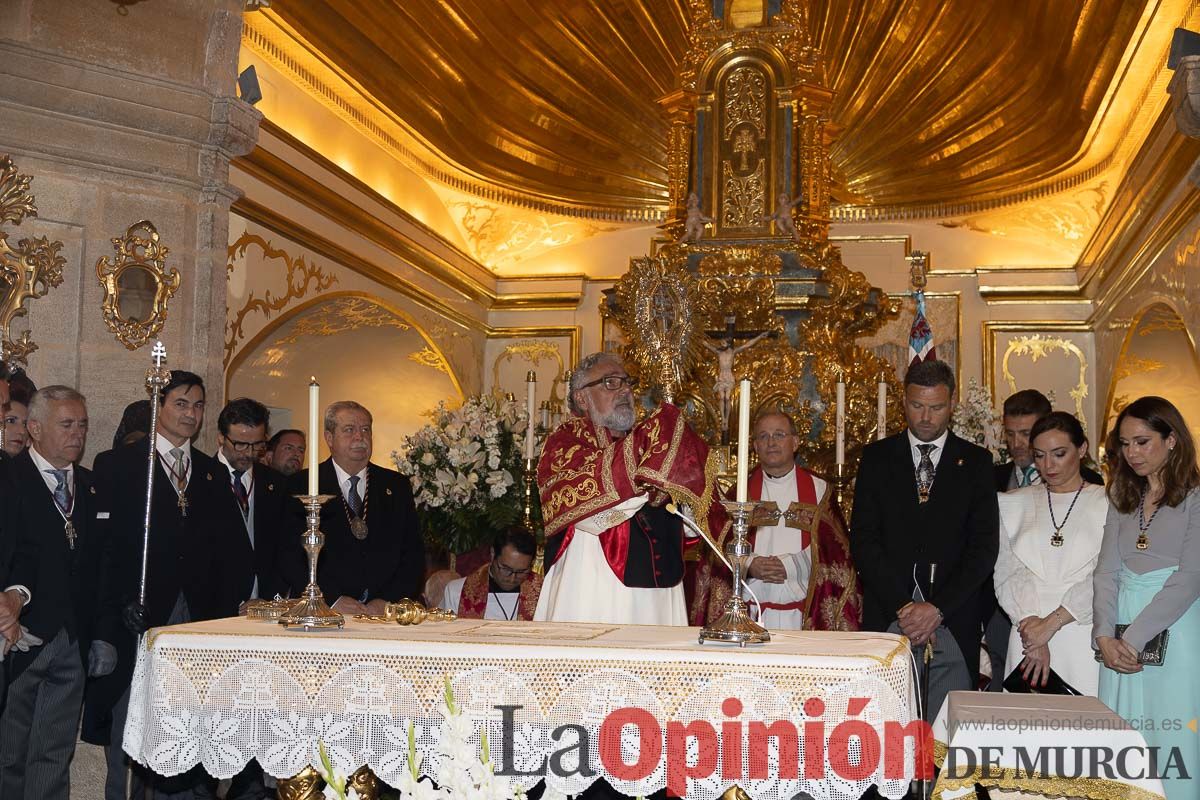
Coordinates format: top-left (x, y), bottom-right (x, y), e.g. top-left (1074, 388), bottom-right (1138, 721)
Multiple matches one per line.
top-left (232, 469), bottom-right (248, 515)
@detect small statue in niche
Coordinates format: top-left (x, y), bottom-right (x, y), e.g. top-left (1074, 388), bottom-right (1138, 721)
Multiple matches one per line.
top-left (678, 193), bottom-right (714, 243)
top-left (763, 192), bottom-right (804, 241)
top-left (702, 318), bottom-right (773, 441)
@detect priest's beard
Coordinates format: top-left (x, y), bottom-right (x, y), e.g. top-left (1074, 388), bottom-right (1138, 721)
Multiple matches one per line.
top-left (593, 402), bottom-right (635, 435)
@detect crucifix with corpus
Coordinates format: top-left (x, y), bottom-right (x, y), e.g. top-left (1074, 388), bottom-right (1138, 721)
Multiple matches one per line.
top-left (701, 314), bottom-right (775, 443)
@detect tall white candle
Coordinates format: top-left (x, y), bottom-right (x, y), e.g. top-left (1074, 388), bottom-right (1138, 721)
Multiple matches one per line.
top-left (524, 371), bottom-right (537, 460)
top-left (736, 378), bottom-right (751, 502)
top-left (308, 377), bottom-right (320, 496)
top-left (835, 379), bottom-right (846, 466)
top-left (877, 376), bottom-right (888, 441)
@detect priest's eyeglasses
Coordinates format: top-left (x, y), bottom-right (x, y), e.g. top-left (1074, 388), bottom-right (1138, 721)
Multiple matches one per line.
top-left (580, 375), bottom-right (637, 392)
top-left (493, 563), bottom-right (533, 578)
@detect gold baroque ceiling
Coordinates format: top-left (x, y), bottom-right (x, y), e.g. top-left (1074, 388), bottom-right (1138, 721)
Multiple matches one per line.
top-left (271, 0), bottom-right (1151, 214)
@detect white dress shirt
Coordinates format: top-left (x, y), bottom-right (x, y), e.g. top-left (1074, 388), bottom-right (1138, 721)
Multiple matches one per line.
top-left (331, 460), bottom-right (368, 507)
top-left (907, 428), bottom-right (949, 471)
top-left (155, 436), bottom-right (192, 490)
top-left (29, 445), bottom-right (74, 501)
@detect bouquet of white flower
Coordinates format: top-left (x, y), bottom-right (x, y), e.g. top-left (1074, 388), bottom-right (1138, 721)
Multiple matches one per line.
top-left (394, 395), bottom-right (536, 554)
top-left (951, 377), bottom-right (1006, 463)
top-left (316, 679), bottom-right (528, 800)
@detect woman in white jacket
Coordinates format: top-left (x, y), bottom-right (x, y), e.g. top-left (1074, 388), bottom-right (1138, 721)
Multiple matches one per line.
top-left (995, 411), bottom-right (1106, 694)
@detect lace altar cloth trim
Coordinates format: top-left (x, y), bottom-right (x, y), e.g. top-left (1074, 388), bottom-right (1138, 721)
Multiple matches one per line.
top-left (125, 618), bottom-right (917, 800)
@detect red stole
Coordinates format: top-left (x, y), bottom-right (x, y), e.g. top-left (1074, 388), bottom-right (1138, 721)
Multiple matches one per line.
top-left (457, 563), bottom-right (542, 621)
top-left (746, 466), bottom-right (817, 551)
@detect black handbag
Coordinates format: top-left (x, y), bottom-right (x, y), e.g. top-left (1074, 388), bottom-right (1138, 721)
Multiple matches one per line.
top-left (1092, 624), bottom-right (1170, 666)
top-left (1003, 665), bottom-right (1083, 695)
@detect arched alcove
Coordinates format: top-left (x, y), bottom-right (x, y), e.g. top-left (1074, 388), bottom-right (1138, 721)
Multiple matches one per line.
top-left (227, 293), bottom-right (464, 465)
top-left (1103, 302), bottom-right (1200, 444)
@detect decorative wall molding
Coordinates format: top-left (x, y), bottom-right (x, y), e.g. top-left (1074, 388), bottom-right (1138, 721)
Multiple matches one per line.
top-left (1001, 334), bottom-right (1090, 427)
top-left (224, 232), bottom-right (337, 366)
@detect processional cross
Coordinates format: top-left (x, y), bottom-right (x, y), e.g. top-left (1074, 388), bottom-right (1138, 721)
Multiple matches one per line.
top-left (701, 315), bottom-right (773, 443)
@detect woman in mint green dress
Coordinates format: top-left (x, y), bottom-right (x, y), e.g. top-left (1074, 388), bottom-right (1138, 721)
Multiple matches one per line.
top-left (1094, 396), bottom-right (1200, 799)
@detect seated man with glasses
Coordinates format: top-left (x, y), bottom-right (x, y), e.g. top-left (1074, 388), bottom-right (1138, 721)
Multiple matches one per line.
top-left (214, 397), bottom-right (292, 606)
top-left (535, 352), bottom-right (726, 625)
top-left (692, 411), bottom-right (862, 631)
top-left (440, 527), bottom-right (542, 621)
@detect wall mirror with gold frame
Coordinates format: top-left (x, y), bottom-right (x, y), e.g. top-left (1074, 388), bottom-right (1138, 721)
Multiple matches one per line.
top-left (96, 220), bottom-right (180, 350)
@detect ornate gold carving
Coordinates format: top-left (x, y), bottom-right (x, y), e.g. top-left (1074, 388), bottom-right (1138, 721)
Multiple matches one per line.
top-left (449, 201), bottom-right (618, 269)
top-left (0, 156), bottom-right (66, 364)
top-left (409, 346), bottom-right (451, 375)
top-left (1002, 334), bottom-right (1090, 426)
top-left (270, 297), bottom-right (409, 346)
top-left (276, 766), bottom-right (322, 800)
top-left (225, 232), bottom-right (338, 366)
top-left (724, 67), bottom-right (766, 140)
top-left (95, 221), bottom-right (179, 351)
top-left (491, 339), bottom-right (566, 403)
top-left (612, 253), bottom-right (704, 405)
top-left (721, 160), bottom-right (765, 229)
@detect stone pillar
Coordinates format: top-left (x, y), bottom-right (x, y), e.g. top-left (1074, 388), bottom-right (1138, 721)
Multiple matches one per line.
top-left (0, 0), bottom-right (261, 455)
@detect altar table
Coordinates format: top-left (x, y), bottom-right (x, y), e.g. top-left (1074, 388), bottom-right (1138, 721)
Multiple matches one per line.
top-left (125, 617), bottom-right (918, 800)
top-left (932, 690), bottom-right (1165, 800)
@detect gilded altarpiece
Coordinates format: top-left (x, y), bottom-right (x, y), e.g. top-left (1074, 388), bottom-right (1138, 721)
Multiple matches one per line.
top-left (608, 2), bottom-right (901, 477)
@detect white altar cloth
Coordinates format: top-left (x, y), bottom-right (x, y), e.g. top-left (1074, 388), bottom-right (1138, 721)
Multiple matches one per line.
top-left (125, 617), bottom-right (918, 800)
top-left (932, 691), bottom-right (1165, 800)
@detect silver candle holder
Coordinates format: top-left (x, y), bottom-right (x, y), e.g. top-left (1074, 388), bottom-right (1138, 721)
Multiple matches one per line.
top-left (279, 493), bottom-right (344, 630)
top-left (699, 498), bottom-right (770, 646)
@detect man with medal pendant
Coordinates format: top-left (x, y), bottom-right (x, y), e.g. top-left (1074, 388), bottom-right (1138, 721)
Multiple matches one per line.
top-left (87, 371), bottom-right (248, 800)
top-left (287, 401), bottom-right (424, 616)
top-left (0, 386), bottom-right (99, 798)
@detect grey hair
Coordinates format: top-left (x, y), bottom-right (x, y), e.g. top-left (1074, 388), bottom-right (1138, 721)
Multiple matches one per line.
top-left (28, 385), bottom-right (86, 424)
top-left (567, 352), bottom-right (625, 415)
top-left (324, 400), bottom-right (372, 433)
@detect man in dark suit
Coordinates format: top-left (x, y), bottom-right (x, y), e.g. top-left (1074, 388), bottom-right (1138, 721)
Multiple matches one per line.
top-left (0, 386), bottom-right (98, 798)
top-left (215, 397), bottom-right (290, 604)
top-left (851, 359), bottom-right (999, 722)
top-left (288, 400), bottom-right (423, 614)
top-left (88, 370), bottom-right (247, 800)
top-left (981, 389), bottom-right (1104, 690)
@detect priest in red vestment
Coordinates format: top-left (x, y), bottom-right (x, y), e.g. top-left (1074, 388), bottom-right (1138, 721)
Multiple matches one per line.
top-left (441, 528), bottom-right (542, 621)
top-left (535, 352), bottom-right (725, 625)
top-left (692, 411), bottom-right (862, 631)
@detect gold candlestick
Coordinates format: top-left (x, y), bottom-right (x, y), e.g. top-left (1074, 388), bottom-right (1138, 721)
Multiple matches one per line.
top-left (832, 462), bottom-right (848, 512)
top-left (280, 494), bottom-right (344, 630)
top-left (700, 499), bottom-right (770, 646)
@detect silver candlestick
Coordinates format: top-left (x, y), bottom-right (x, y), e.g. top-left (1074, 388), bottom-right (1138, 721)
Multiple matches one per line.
top-left (699, 498), bottom-right (770, 646)
top-left (279, 494), bottom-right (344, 630)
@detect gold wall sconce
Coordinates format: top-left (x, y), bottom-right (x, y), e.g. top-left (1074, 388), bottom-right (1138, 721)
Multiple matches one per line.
top-left (0, 155), bottom-right (66, 365)
top-left (96, 221), bottom-right (180, 350)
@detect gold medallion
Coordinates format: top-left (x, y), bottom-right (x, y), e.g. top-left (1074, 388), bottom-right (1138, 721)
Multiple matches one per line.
top-left (350, 517), bottom-right (369, 540)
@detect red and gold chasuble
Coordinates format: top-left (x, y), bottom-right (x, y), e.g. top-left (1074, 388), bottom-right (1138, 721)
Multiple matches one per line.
top-left (456, 563), bottom-right (542, 621)
top-left (538, 403), bottom-right (724, 583)
top-left (691, 465), bottom-right (863, 631)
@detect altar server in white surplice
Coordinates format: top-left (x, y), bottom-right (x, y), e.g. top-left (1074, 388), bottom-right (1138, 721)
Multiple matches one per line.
top-left (995, 411), bottom-right (1106, 695)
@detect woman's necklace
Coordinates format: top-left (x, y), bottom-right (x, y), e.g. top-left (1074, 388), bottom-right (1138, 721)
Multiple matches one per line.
top-left (1046, 482), bottom-right (1084, 547)
top-left (1137, 487), bottom-right (1162, 551)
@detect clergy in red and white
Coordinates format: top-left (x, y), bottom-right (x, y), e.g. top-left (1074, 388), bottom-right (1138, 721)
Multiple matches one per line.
top-left (693, 411), bottom-right (863, 631)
